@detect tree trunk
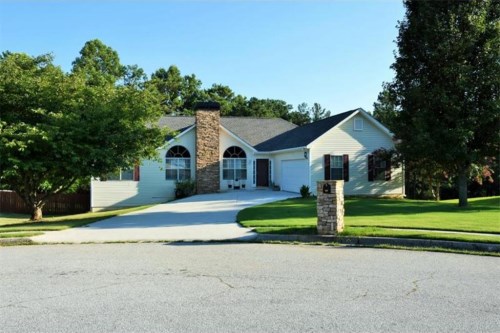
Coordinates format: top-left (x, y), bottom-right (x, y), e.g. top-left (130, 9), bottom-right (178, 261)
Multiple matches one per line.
top-left (457, 168), bottom-right (468, 207)
top-left (30, 206), bottom-right (43, 221)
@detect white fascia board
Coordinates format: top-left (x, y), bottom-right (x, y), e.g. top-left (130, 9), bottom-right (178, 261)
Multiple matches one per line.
top-left (259, 146), bottom-right (306, 155)
top-left (220, 125), bottom-right (258, 153)
top-left (157, 125), bottom-right (195, 150)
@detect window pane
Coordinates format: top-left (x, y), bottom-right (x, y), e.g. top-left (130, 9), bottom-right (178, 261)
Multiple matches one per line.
top-left (223, 159), bottom-right (234, 169)
top-left (120, 169), bottom-right (134, 180)
top-left (180, 158), bottom-right (190, 169)
top-left (375, 159), bottom-right (386, 169)
top-left (223, 169), bottom-right (234, 180)
top-left (375, 168), bottom-right (385, 181)
top-left (107, 172), bottom-right (120, 181)
top-left (178, 169), bottom-right (191, 181)
top-left (331, 168), bottom-right (343, 180)
top-left (240, 159), bottom-right (247, 169)
top-left (166, 158), bottom-right (174, 169)
top-left (236, 169), bottom-right (247, 180)
top-left (331, 155), bottom-right (343, 168)
top-left (166, 169), bottom-right (177, 180)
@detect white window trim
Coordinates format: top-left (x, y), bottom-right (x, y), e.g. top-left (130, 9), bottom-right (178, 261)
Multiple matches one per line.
top-left (222, 158), bottom-right (247, 181)
top-left (105, 168), bottom-right (135, 181)
top-left (330, 155), bottom-right (344, 180)
top-left (165, 157), bottom-right (191, 181)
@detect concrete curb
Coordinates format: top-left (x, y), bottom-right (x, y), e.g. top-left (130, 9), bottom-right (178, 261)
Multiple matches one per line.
top-left (254, 234), bottom-right (500, 252)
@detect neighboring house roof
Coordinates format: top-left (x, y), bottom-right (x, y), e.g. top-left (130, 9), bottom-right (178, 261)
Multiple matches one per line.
top-left (159, 116), bottom-right (298, 147)
top-left (254, 109), bottom-right (358, 151)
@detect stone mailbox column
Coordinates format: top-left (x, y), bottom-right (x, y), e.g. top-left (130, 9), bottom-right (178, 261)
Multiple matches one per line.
top-left (316, 180), bottom-right (344, 235)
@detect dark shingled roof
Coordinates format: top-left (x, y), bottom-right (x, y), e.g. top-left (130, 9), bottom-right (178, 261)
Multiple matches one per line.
top-left (158, 109), bottom-right (359, 151)
top-left (254, 109), bottom-right (359, 151)
top-left (158, 116), bottom-right (297, 147)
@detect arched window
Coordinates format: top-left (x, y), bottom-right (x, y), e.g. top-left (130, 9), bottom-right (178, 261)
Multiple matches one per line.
top-left (165, 146), bottom-right (191, 181)
top-left (222, 146), bottom-right (247, 180)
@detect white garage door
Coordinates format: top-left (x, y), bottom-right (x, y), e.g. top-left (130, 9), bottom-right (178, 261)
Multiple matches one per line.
top-left (281, 159), bottom-right (309, 193)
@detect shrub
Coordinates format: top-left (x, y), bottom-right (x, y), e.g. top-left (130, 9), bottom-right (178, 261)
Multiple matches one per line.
top-left (300, 185), bottom-right (311, 198)
top-left (175, 180), bottom-right (196, 199)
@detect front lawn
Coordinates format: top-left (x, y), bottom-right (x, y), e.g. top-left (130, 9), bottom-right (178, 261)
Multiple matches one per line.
top-left (0, 205), bottom-right (151, 239)
top-left (237, 196), bottom-right (500, 243)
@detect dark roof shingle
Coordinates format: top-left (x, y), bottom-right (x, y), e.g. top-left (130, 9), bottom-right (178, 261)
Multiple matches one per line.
top-left (254, 109), bottom-right (359, 151)
top-left (158, 109), bottom-right (359, 151)
top-left (159, 116), bottom-right (297, 147)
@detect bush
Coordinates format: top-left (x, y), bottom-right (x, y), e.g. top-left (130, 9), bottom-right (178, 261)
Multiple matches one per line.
top-left (300, 185), bottom-right (311, 198)
top-left (175, 180), bottom-right (196, 199)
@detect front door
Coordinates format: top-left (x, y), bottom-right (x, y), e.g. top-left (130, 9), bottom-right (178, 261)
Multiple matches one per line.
top-left (256, 159), bottom-right (270, 187)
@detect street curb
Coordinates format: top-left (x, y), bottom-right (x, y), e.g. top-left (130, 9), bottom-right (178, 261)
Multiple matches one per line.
top-left (254, 234), bottom-right (500, 252)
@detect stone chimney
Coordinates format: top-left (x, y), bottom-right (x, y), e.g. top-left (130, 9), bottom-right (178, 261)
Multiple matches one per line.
top-left (195, 102), bottom-right (221, 194)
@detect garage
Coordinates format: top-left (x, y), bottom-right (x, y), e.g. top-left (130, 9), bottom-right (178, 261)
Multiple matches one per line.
top-left (281, 159), bottom-right (309, 193)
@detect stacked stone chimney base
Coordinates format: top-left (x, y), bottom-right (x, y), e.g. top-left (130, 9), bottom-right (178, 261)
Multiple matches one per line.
top-left (196, 109), bottom-right (220, 194)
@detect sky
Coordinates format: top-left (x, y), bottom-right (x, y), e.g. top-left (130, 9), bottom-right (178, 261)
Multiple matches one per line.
top-left (0, 1), bottom-right (405, 115)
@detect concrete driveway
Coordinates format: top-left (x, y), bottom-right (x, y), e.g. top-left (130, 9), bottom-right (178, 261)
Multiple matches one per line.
top-left (31, 190), bottom-right (297, 243)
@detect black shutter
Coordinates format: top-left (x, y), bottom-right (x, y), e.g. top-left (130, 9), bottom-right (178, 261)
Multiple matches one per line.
top-left (385, 159), bottom-right (391, 181)
top-left (324, 154), bottom-right (331, 180)
top-left (368, 155), bottom-right (374, 182)
top-left (343, 154), bottom-right (349, 182)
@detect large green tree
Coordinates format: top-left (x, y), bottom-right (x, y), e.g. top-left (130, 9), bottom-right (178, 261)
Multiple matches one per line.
top-left (0, 50), bottom-right (165, 220)
top-left (391, 0), bottom-right (500, 207)
top-left (149, 65), bottom-right (203, 115)
top-left (72, 39), bottom-right (125, 86)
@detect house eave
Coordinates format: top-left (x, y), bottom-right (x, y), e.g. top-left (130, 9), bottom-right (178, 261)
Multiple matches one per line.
top-left (158, 124), bottom-right (196, 150)
top-left (256, 146), bottom-right (306, 154)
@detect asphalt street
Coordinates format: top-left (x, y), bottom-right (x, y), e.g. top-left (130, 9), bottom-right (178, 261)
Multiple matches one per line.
top-left (1, 243), bottom-right (499, 333)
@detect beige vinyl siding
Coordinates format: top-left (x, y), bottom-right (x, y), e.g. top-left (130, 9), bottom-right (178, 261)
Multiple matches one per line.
top-left (309, 113), bottom-right (404, 196)
top-left (91, 129), bottom-right (196, 210)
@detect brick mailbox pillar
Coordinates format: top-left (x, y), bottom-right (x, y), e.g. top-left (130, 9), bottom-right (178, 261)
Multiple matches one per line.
top-left (316, 180), bottom-right (345, 235)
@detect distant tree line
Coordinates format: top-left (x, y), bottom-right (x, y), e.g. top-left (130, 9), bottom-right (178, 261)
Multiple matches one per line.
top-left (70, 39), bottom-right (333, 125)
top-left (148, 63), bottom-right (331, 125)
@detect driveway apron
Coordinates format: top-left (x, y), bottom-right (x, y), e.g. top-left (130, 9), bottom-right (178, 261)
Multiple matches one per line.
top-left (31, 190), bottom-right (297, 243)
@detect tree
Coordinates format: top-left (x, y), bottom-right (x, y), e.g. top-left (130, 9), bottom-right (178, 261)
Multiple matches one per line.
top-left (150, 66), bottom-right (184, 114)
top-left (150, 65), bottom-right (203, 115)
top-left (204, 84), bottom-right (236, 116)
top-left (0, 51), bottom-right (165, 220)
top-left (310, 103), bottom-right (331, 122)
top-left (373, 82), bottom-right (398, 132)
top-left (72, 39), bottom-right (125, 86)
top-left (286, 102), bottom-right (311, 126)
top-left (391, 0), bottom-right (500, 207)
top-left (123, 64), bottom-right (147, 88)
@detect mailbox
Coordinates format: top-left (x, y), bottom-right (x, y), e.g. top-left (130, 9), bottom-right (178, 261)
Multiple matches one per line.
top-left (322, 183), bottom-right (331, 194)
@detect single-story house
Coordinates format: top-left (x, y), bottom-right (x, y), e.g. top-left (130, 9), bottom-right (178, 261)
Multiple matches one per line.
top-left (91, 103), bottom-right (404, 210)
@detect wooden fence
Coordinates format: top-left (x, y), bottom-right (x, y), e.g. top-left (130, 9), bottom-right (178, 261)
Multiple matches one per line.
top-left (0, 191), bottom-right (90, 215)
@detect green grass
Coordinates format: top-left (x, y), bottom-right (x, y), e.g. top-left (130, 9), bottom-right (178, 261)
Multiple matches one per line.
top-left (237, 196), bottom-right (500, 243)
top-left (0, 231), bottom-right (44, 238)
top-left (0, 205), bottom-right (151, 238)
